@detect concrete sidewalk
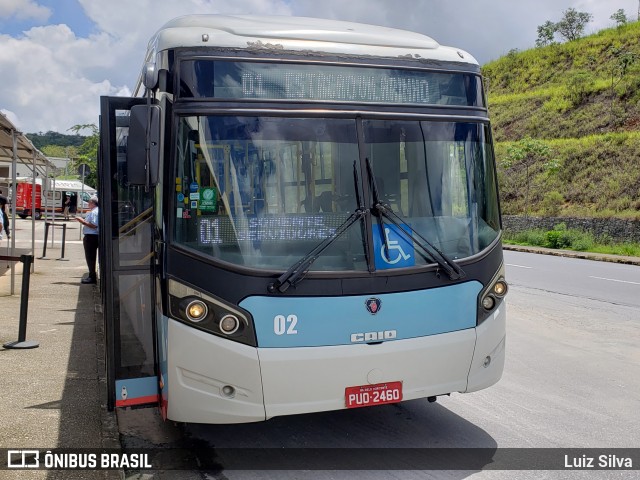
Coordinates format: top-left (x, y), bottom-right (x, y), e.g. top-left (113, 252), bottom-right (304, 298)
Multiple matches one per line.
top-left (0, 219), bottom-right (120, 479)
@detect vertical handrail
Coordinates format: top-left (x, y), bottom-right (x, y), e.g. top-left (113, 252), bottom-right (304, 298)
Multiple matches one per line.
top-left (40, 222), bottom-right (50, 258)
top-left (58, 223), bottom-right (68, 261)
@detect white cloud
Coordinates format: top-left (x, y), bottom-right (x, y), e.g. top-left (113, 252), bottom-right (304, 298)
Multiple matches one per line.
top-left (0, 0), bottom-right (637, 133)
top-left (0, 25), bottom-right (128, 133)
top-left (0, 0), bottom-right (297, 133)
top-left (0, 0), bottom-right (50, 21)
top-left (77, 1), bottom-right (295, 86)
top-left (79, 0), bottom-right (292, 37)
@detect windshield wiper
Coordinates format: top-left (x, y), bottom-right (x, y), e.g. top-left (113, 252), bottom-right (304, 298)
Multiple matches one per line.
top-left (366, 158), bottom-right (465, 280)
top-left (268, 162), bottom-right (368, 293)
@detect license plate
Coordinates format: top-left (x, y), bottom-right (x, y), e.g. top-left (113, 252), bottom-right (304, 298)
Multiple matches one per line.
top-left (345, 381), bottom-right (403, 408)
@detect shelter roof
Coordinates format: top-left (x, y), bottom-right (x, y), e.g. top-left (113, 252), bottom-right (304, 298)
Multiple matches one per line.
top-left (0, 111), bottom-right (52, 176)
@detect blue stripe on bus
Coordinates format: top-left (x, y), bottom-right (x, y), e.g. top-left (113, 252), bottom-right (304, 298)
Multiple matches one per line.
top-left (240, 281), bottom-right (482, 348)
top-left (115, 376), bottom-right (159, 406)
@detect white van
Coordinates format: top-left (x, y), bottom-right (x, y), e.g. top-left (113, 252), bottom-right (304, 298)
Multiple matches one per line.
top-left (42, 179), bottom-right (97, 217)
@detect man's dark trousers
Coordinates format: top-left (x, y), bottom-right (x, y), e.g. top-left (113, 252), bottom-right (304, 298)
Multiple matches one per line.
top-left (83, 233), bottom-right (99, 280)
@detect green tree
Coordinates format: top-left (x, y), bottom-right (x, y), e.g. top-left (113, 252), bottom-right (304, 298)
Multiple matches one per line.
top-left (536, 20), bottom-right (557, 47)
top-left (26, 130), bottom-right (85, 149)
top-left (68, 124), bottom-right (99, 188)
top-left (41, 145), bottom-right (69, 158)
top-left (610, 9), bottom-right (628, 27)
top-left (556, 8), bottom-right (593, 41)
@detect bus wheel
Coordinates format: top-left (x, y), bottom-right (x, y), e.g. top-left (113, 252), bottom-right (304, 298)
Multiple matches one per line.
top-left (34, 210), bottom-right (42, 220)
top-left (19, 213), bottom-right (27, 219)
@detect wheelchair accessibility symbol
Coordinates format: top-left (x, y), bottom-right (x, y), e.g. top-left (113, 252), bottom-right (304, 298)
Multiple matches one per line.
top-left (381, 228), bottom-right (411, 264)
top-left (373, 224), bottom-right (415, 269)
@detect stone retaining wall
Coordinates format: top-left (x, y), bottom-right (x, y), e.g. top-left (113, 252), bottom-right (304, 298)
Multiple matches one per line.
top-left (502, 216), bottom-right (640, 243)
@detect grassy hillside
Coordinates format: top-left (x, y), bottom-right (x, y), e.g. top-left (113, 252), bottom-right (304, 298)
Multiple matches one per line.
top-left (483, 21), bottom-right (640, 219)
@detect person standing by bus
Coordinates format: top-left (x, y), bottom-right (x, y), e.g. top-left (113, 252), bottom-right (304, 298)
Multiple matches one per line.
top-left (0, 189), bottom-right (9, 239)
top-left (75, 195), bottom-right (99, 284)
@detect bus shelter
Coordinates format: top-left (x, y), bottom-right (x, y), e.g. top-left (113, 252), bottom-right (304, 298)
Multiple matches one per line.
top-left (0, 111), bottom-right (53, 294)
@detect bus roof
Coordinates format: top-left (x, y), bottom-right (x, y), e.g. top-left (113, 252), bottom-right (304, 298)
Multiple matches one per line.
top-left (146, 15), bottom-right (478, 66)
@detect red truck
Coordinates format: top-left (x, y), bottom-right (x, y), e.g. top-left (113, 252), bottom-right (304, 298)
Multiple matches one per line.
top-left (15, 180), bottom-right (43, 219)
top-left (14, 179), bottom-right (96, 219)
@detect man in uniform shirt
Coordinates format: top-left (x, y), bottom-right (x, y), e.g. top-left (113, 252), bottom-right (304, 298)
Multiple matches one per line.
top-left (76, 196), bottom-right (99, 284)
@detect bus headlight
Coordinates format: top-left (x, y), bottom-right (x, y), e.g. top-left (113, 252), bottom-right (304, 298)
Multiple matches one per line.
top-left (481, 295), bottom-right (495, 310)
top-left (185, 299), bottom-right (208, 323)
top-left (492, 280), bottom-right (508, 297)
top-left (477, 264), bottom-right (508, 325)
top-left (219, 315), bottom-right (240, 335)
top-left (169, 280), bottom-right (257, 347)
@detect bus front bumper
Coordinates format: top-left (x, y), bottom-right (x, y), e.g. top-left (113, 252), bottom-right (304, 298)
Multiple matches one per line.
top-left (164, 306), bottom-right (505, 423)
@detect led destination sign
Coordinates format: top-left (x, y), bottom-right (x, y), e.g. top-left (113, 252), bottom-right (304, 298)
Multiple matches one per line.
top-left (199, 214), bottom-right (348, 245)
top-left (240, 70), bottom-right (438, 104)
top-left (180, 60), bottom-right (483, 106)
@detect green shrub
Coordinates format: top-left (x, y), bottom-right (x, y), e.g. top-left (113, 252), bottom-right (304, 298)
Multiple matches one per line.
top-left (542, 224), bottom-right (595, 250)
top-left (569, 232), bottom-right (595, 251)
top-left (506, 229), bottom-right (548, 246)
top-left (545, 229), bottom-right (572, 248)
top-left (565, 71), bottom-right (595, 106)
top-left (504, 226), bottom-right (639, 256)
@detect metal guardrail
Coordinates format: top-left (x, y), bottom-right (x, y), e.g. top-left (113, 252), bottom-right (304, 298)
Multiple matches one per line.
top-left (39, 222), bottom-right (68, 261)
top-left (1, 254), bottom-right (39, 349)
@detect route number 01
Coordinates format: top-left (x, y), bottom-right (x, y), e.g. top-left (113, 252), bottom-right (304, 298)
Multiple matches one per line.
top-left (274, 314), bottom-right (298, 335)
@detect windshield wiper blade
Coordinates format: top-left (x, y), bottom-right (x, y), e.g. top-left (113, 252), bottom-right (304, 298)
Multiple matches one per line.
top-left (268, 162), bottom-right (368, 293)
top-left (365, 158), bottom-right (465, 280)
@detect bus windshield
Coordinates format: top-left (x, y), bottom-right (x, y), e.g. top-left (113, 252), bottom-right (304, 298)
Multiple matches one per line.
top-left (173, 116), bottom-right (500, 272)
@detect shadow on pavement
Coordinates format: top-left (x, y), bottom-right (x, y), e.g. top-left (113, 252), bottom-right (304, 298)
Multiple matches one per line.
top-left (117, 396), bottom-right (497, 478)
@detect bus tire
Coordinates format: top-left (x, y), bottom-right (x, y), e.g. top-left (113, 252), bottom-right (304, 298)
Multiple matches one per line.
top-left (34, 210), bottom-right (42, 220)
top-left (19, 213), bottom-right (27, 219)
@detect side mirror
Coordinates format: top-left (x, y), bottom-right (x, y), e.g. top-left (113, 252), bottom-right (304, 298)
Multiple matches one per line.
top-left (143, 61), bottom-right (159, 90)
top-left (127, 104), bottom-right (160, 186)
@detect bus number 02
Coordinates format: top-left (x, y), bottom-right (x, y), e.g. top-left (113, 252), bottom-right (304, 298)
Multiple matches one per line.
top-left (274, 315), bottom-right (298, 335)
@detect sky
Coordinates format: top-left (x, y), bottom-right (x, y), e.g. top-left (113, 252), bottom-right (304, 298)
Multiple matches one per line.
top-left (0, 0), bottom-right (638, 135)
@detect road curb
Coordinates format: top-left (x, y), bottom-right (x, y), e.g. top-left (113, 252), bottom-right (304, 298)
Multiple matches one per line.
top-left (503, 244), bottom-right (640, 266)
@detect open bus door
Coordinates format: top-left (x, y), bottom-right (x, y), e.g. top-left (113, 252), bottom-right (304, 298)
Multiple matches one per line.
top-left (99, 96), bottom-right (158, 410)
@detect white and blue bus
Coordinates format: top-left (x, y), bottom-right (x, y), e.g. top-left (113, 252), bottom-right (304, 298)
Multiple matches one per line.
top-left (99, 15), bottom-right (507, 423)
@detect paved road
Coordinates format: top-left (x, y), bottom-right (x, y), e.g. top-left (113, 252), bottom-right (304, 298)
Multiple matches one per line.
top-left (117, 252), bottom-right (640, 479)
top-left (504, 250), bottom-right (640, 308)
